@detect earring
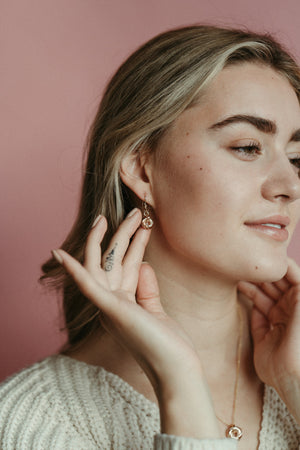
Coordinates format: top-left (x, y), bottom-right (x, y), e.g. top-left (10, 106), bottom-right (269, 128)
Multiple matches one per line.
top-left (141, 197), bottom-right (154, 229)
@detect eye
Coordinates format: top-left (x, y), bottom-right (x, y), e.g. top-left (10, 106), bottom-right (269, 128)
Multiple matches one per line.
top-left (229, 143), bottom-right (261, 160)
top-left (289, 157), bottom-right (300, 169)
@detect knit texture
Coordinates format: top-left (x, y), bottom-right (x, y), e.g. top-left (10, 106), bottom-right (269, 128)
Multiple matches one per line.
top-left (0, 354), bottom-right (299, 449)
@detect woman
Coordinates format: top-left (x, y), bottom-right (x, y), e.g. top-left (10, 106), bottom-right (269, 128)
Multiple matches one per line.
top-left (1, 25), bottom-right (300, 449)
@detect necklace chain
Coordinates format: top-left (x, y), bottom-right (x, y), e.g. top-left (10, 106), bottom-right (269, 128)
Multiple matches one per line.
top-left (216, 303), bottom-right (244, 440)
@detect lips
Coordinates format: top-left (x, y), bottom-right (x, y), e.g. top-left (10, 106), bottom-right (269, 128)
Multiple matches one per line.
top-left (244, 215), bottom-right (290, 242)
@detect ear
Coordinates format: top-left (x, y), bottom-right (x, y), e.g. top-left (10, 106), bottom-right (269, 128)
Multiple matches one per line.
top-left (120, 151), bottom-right (155, 206)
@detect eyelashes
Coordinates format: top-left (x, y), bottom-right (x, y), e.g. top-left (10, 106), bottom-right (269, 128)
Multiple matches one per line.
top-left (229, 143), bottom-right (300, 168)
top-left (230, 143), bottom-right (261, 159)
top-left (289, 158), bottom-right (300, 169)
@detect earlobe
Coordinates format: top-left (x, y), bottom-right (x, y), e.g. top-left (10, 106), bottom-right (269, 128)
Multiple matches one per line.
top-left (120, 152), bottom-right (155, 206)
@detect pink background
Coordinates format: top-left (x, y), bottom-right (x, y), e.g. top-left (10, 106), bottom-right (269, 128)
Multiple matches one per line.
top-left (1, 0), bottom-right (300, 382)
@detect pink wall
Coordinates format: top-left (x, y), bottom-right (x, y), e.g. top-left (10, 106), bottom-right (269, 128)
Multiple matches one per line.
top-left (1, 0), bottom-right (300, 381)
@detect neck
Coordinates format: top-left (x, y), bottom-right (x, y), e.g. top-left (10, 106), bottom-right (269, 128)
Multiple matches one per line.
top-left (67, 231), bottom-right (255, 396)
top-left (144, 236), bottom-right (247, 368)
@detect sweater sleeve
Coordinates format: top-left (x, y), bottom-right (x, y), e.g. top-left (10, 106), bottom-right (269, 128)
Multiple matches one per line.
top-left (154, 434), bottom-right (237, 449)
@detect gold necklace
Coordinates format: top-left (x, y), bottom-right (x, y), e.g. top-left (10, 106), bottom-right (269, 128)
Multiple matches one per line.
top-left (216, 304), bottom-right (243, 440)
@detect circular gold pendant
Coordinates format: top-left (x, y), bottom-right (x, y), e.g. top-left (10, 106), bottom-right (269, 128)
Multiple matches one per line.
top-left (141, 217), bottom-right (154, 229)
top-left (226, 425), bottom-right (243, 440)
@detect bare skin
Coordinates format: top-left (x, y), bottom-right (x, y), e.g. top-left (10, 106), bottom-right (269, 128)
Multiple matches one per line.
top-left (54, 63), bottom-right (300, 447)
top-left (66, 298), bottom-right (264, 449)
top-left (55, 212), bottom-right (221, 439)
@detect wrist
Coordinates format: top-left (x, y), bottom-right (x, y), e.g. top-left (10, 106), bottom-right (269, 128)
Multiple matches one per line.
top-left (275, 375), bottom-right (300, 424)
top-left (157, 368), bottom-right (220, 439)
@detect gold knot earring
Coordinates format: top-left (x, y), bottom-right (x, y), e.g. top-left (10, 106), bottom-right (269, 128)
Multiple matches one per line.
top-left (141, 197), bottom-right (154, 229)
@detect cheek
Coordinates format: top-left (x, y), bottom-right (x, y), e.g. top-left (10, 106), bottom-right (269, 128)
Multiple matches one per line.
top-left (152, 152), bottom-right (264, 265)
top-left (152, 155), bottom-right (239, 246)
top-left (152, 156), bottom-right (207, 215)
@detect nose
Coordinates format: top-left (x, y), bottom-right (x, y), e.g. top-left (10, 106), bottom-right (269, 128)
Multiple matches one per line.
top-left (261, 154), bottom-right (300, 204)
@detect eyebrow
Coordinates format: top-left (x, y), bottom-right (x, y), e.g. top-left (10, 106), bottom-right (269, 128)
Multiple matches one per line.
top-left (208, 114), bottom-right (300, 142)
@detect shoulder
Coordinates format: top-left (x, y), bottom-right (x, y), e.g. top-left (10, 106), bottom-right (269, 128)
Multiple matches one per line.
top-left (0, 356), bottom-right (63, 422)
top-left (260, 385), bottom-right (300, 449)
top-left (0, 355), bottom-right (107, 449)
top-left (0, 354), bottom-right (159, 449)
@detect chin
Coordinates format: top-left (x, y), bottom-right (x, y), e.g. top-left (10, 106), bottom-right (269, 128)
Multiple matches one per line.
top-left (244, 255), bottom-right (289, 283)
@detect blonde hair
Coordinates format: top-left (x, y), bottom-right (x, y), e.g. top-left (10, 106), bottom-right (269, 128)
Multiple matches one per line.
top-left (40, 25), bottom-right (300, 351)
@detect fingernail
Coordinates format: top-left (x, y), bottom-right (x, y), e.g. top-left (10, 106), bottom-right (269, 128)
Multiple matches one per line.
top-left (52, 249), bottom-right (63, 264)
top-left (126, 208), bottom-right (139, 218)
top-left (92, 214), bottom-right (103, 227)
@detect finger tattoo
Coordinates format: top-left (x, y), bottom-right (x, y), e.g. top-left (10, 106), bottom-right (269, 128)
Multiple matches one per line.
top-left (104, 243), bottom-right (118, 271)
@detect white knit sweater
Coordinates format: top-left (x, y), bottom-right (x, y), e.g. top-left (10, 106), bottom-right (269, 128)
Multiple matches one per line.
top-left (0, 355), bottom-right (299, 449)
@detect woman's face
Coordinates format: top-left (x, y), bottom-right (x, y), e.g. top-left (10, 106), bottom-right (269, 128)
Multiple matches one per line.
top-left (149, 63), bottom-right (300, 282)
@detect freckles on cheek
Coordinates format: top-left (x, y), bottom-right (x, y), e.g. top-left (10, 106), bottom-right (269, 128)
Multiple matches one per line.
top-left (185, 153), bottom-right (202, 171)
top-left (186, 154), bottom-right (204, 171)
top-left (158, 151), bottom-right (209, 203)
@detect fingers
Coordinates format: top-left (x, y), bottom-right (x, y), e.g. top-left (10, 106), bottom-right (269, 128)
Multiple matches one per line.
top-left (60, 208), bottom-right (151, 298)
top-left (121, 227), bottom-right (151, 292)
top-left (84, 215), bottom-right (107, 277)
top-left (238, 281), bottom-right (274, 317)
top-left (251, 306), bottom-right (269, 346)
top-left (273, 278), bottom-right (290, 292)
top-left (136, 263), bottom-right (164, 314)
top-left (102, 208), bottom-right (142, 273)
top-left (257, 282), bottom-right (282, 301)
top-left (52, 249), bottom-right (116, 314)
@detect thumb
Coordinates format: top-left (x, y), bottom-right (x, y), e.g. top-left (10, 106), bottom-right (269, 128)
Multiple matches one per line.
top-left (136, 262), bottom-right (164, 314)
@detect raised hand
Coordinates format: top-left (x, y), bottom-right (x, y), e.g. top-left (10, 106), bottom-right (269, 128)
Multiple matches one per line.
top-left (238, 259), bottom-right (300, 423)
top-left (52, 208), bottom-right (220, 438)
